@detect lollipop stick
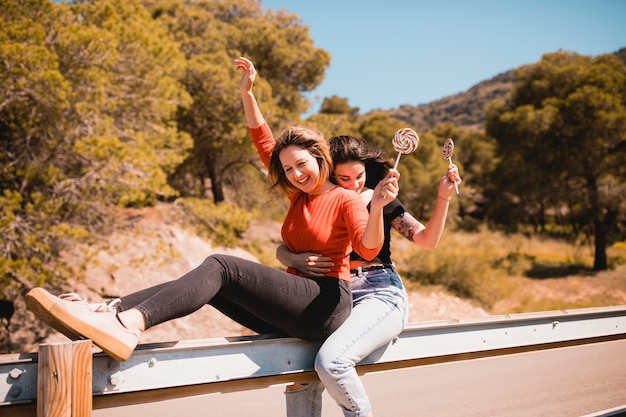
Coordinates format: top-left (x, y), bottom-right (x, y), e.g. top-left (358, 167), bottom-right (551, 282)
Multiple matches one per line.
top-left (393, 152), bottom-right (401, 170)
top-left (448, 157), bottom-right (459, 194)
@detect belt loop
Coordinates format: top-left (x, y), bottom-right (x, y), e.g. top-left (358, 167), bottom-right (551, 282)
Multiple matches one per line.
top-left (357, 266), bottom-right (363, 277)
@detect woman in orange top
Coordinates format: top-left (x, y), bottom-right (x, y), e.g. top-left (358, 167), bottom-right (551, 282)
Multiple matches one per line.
top-left (25, 59), bottom-right (399, 363)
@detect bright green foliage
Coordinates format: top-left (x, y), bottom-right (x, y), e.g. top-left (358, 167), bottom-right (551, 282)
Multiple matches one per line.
top-left (486, 51), bottom-right (626, 270)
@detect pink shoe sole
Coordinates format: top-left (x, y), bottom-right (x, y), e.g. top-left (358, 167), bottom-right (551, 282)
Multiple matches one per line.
top-left (25, 288), bottom-right (85, 341)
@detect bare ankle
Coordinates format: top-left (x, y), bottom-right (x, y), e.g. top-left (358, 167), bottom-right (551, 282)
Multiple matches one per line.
top-left (117, 309), bottom-right (146, 332)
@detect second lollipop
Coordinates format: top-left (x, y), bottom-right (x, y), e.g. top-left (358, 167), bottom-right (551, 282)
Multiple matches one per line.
top-left (443, 137), bottom-right (459, 194)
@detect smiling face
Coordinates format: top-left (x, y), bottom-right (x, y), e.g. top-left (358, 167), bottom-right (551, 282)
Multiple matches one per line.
top-left (333, 160), bottom-right (367, 193)
top-left (269, 126), bottom-right (333, 196)
top-left (279, 145), bottom-right (323, 194)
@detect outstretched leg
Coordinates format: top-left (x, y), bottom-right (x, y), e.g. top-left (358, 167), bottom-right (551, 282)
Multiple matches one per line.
top-left (27, 254), bottom-right (351, 361)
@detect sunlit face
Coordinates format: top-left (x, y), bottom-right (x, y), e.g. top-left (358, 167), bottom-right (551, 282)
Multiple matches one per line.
top-left (333, 161), bottom-right (367, 193)
top-left (280, 145), bottom-right (322, 194)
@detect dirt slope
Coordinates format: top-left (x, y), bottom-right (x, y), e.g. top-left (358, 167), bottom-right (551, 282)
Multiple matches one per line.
top-left (4, 204), bottom-right (488, 354)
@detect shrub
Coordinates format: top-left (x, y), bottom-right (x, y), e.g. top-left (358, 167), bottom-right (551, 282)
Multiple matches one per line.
top-left (174, 198), bottom-right (252, 247)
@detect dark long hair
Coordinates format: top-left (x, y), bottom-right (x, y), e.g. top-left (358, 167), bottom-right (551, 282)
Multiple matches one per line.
top-left (328, 135), bottom-right (391, 189)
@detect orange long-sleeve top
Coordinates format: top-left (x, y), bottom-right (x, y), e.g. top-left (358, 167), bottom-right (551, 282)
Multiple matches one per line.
top-left (249, 123), bottom-right (381, 281)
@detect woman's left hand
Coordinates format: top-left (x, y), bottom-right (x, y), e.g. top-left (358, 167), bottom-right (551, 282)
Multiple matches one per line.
top-left (439, 163), bottom-right (462, 196)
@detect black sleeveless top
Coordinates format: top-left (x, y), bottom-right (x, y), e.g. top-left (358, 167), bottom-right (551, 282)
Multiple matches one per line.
top-left (350, 198), bottom-right (405, 264)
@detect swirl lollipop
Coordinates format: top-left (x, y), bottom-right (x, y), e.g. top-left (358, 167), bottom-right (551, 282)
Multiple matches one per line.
top-left (392, 127), bottom-right (419, 169)
top-left (443, 138), bottom-right (459, 194)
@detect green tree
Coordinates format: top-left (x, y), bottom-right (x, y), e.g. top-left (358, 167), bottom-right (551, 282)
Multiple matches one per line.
top-left (320, 95), bottom-right (359, 116)
top-left (1, 0), bottom-right (88, 294)
top-left (486, 51), bottom-right (626, 270)
top-left (0, 0), bottom-right (191, 293)
top-left (427, 123), bottom-right (497, 229)
top-left (67, 0), bottom-right (192, 207)
top-left (145, 0), bottom-right (330, 204)
top-left (305, 95), bottom-right (360, 138)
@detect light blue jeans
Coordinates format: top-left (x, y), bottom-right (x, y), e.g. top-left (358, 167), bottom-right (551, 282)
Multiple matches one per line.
top-left (285, 266), bottom-right (409, 417)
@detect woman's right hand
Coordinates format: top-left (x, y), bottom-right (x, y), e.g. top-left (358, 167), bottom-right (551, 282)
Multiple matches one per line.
top-left (235, 57), bottom-right (257, 93)
top-left (235, 56), bottom-right (265, 129)
top-left (296, 253), bottom-right (334, 276)
top-left (276, 244), bottom-right (333, 276)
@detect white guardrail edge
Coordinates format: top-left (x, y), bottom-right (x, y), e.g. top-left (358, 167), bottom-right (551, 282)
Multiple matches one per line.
top-left (1, 305), bottom-right (625, 405)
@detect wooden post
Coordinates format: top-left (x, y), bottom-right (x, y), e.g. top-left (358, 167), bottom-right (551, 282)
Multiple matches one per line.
top-left (37, 340), bottom-right (92, 417)
top-left (71, 341), bottom-right (92, 417)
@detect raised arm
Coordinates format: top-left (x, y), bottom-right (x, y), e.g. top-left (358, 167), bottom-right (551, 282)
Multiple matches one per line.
top-left (235, 57), bottom-right (265, 129)
top-left (236, 57), bottom-right (274, 168)
top-left (392, 163), bottom-right (462, 249)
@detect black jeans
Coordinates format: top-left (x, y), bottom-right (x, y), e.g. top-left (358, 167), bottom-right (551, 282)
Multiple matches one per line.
top-left (117, 254), bottom-right (351, 340)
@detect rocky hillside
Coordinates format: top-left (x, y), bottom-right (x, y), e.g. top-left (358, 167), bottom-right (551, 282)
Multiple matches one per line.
top-left (388, 70), bottom-right (515, 131)
top-left (386, 47), bottom-right (626, 131)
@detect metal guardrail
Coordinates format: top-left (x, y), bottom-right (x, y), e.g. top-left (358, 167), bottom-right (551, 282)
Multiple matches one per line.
top-left (1, 305), bottom-right (625, 408)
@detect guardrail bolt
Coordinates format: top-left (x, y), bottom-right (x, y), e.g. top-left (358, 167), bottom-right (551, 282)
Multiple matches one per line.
top-left (552, 320), bottom-right (559, 329)
top-left (109, 376), bottom-right (120, 386)
top-left (9, 368), bottom-right (25, 379)
top-left (8, 386), bottom-right (22, 398)
top-left (148, 357), bottom-right (157, 367)
top-left (107, 359), bottom-right (120, 370)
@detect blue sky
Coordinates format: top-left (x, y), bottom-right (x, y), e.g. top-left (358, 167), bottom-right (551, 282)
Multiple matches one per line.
top-left (260, 0), bottom-right (626, 115)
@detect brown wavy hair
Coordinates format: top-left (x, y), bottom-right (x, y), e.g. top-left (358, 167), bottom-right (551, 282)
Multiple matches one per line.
top-left (269, 126), bottom-right (334, 195)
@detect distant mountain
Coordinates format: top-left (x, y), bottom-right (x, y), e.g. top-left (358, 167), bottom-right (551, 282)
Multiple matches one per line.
top-left (387, 47), bottom-right (626, 132)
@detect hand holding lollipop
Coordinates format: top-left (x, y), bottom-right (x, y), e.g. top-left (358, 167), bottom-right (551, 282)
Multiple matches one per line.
top-left (392, 127), bottom-right (419, 169)
top-left (443, 138), bottom-right (459, 194)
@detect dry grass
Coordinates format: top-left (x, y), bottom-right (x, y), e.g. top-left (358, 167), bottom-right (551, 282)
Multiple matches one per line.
top-left (390, 227), bottom-right (626, 314)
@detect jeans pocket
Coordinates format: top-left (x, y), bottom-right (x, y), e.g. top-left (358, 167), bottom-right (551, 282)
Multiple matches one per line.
top-left (364, 269), bottom-right (393, 286)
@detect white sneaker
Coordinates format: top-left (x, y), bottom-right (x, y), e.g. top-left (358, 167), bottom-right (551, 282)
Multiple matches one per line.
top-left (26, 288), bottom-right (141, 361)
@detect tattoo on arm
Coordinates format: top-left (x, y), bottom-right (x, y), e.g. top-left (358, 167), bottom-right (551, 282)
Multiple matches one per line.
top-left (391, 212), bottom-right (425, 242)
